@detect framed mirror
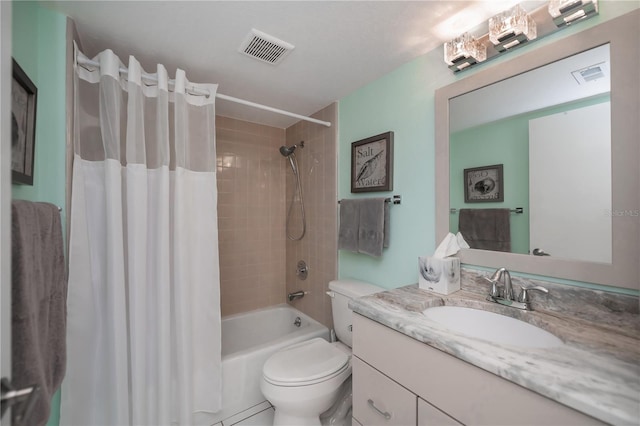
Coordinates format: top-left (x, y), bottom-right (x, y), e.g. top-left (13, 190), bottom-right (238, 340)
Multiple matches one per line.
top-left (435, 10), bottom-right (639, 290)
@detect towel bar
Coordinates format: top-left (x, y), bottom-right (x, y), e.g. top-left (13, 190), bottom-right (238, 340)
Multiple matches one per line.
top-left (339, 195), bottom-right (401, 205)
top-left (450, 207), bottom-right (523, 214)
top-left (1, 378), bottom-right (39, 422)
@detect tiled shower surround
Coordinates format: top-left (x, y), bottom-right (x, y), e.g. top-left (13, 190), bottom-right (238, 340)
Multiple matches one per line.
top-left (284, 104), bottom-right (338, 328)
top-left (216, 116), bottom-right (287, 316)
top-left (216, 104), bottom-right (338, 327)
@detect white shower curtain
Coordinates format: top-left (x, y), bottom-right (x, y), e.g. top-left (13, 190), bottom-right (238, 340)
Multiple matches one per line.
top-left (61, 49), bottom-right (221, 425)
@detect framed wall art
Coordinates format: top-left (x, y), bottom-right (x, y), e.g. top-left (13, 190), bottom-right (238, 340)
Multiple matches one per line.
top-left (464, 164), bottom-right (504, 203)
top-left (11, 58), bottom-right (38, 186)
top-left (351, 131), bottom-right (393, 193)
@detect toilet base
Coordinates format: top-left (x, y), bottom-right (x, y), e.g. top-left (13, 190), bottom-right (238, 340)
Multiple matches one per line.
top-left (273, 411), bottom-right (322, 426)
top-left (320, 376), bottom-right (352, 426)
top-left (269, 376), bottom-right (353, 426)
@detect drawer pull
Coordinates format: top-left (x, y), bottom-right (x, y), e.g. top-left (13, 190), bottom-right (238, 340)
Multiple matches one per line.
top-left (367, 399), bottom-right (391, 420)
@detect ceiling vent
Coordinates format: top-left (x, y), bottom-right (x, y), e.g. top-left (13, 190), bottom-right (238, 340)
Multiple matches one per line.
top-left (571, 61), bottom-right (608, 85)
top-left (239, 29), bottom-right (294, 65)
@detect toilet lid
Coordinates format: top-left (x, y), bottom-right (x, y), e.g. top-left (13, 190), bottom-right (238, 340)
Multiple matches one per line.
top-left (263, 338), bottom-right (349, 386)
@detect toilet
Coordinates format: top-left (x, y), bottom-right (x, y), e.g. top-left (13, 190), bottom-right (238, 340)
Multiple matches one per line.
top-left (261, 280), bottom-right (383, 426)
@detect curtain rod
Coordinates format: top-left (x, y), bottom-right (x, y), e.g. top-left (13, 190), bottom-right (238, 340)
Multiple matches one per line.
top-left (75, 56), bottom-right (332, 128)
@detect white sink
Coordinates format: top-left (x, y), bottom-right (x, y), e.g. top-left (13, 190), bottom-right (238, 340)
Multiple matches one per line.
top-left (423, 306), bottom-right (563, 348)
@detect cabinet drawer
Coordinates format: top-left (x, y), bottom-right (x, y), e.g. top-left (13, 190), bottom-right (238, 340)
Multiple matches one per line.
top-left (417, 398), bottom-right (461, 426)
top-left (353, 356), bottom-right (417, 426)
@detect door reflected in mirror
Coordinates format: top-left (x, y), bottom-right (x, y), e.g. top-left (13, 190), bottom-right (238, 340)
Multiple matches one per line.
top-left (449, 44), bottom-right (612, 264)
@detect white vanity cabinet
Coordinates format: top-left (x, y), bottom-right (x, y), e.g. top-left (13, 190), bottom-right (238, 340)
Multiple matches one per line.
top-left (352, 313), bottom-right (604, 426)
top-left (352, 356), bottom-right (417, 425)
top-left (417, 398), bottom-right (461, 426)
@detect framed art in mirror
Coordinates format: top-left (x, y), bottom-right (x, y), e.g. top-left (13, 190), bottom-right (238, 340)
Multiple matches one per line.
top-left (464, 164), bottom-right (503, 203)
top-left (11, 58), bottom-right (37, 186)
top-left (351, 131), bottom-right (394, 193)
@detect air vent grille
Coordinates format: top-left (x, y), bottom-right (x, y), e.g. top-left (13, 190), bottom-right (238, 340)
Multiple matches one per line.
top-left (239, 29), bottom-right (294, 65)
top-left (571, 61), bottom-right (608, 85)
top-left (580, 66), bottom-right (603, 82)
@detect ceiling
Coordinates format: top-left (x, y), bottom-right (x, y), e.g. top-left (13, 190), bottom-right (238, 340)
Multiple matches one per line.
top-left (47, 0), bottom-right (530, 129)
top-left (450, 43), bottom-right (610, 132)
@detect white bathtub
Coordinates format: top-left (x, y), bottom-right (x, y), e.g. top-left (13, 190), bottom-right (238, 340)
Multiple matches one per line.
top-left (202, 304), bottom-right (329, 425)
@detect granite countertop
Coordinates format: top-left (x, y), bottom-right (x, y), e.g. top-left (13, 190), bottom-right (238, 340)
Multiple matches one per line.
top-left (349, 273), bottom-right (640, 425)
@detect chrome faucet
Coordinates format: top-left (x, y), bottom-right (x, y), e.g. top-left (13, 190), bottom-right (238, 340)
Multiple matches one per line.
top-left (484, 267), bottom-right (548, 311)
top-left (485, 267), bottom-right (512, 298)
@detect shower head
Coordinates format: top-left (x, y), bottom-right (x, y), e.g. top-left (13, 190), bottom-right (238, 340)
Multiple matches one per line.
top-left (279, 141), bottom-right (304, 157)
top-left (279, 145), bottom-right (297, 157)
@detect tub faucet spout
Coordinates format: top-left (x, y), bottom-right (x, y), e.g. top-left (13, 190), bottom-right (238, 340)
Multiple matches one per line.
top-left (288, 290), bottom-right (306, 301)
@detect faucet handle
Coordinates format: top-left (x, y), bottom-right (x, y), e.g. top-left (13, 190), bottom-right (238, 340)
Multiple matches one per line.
top-left (517, 285), bottom-right (549, 303)
top-left (483, 276), bottom-right (500, 297)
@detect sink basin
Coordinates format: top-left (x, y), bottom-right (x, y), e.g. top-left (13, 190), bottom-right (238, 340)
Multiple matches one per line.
top-left (423, 306), bottom-right (563, 348)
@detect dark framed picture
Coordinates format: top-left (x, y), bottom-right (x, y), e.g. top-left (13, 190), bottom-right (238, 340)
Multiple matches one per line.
top-left (11, 58), bottom-right (38, 185)
top-left (351, 131), bottom-right (393, 193)
top-left (464, 164), bottom-right (504, 203)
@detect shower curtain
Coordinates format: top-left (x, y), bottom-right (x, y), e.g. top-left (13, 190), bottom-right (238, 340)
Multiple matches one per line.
top-left (61, 49), bottom-right (221, 425)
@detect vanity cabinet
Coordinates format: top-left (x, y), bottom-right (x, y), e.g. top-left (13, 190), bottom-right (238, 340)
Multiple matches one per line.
top-left (417, 398), bottom-right (461, 426)
top-left (352, 313), bottom-right (604, 426)
top-left (352, 356), bottom-right (417, 425)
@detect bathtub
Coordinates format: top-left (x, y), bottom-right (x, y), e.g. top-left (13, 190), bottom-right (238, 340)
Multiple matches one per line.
top-left (202, 304), bottom-right (329, 425)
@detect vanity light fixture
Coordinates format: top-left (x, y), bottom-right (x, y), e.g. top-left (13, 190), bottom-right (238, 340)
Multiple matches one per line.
top-left (489, 4), bottom-right (537, 52)
top-left (548, 0), bottom-right (598, 27)
top-left (444, 33), bottom-right (487, 71)
top-left (442, 1), bottom-right (599, 73)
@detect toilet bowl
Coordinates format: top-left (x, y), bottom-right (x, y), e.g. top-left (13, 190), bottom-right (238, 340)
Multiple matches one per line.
top-left (260, 338), bottom-right (351, 426)
top-left (261, 280), bottom-right (383, 426)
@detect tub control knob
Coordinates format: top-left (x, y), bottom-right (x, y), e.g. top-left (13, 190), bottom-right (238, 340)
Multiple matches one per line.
top-left (296, 260), bottom-right (308, 280)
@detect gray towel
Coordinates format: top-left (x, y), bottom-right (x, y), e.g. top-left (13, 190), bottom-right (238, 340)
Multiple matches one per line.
top-left (358, 198), bottom-right (387, 257)
top-left (338, 199), bottom-right (359, 253)
top-left (458, 208), bottom-right (511, 252)
top-left (11, 200), bottom-right (67, 426)
top-left (338, 198), bottom-right (389, 257)
top-left (383, 201), bottom-right (390, 249)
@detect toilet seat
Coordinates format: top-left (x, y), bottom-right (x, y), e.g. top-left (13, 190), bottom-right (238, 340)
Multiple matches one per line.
top-left (263, 338), bottom-right (350, 387)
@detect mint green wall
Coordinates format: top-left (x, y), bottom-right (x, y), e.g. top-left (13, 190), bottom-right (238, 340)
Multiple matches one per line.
top-left (12, 1), bottom-right (66, 219)
top-left (450, 118), bottom-right (530, 254)
top-left (12, 2), bottom-right (66, 425)
top-left (338, 48), bottom-right (455, 288)
top-left (338, 1), bottom-right (638, 290)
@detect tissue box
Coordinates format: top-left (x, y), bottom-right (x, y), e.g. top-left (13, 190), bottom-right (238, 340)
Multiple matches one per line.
top-left (418, 256), bottom-right (460, 295)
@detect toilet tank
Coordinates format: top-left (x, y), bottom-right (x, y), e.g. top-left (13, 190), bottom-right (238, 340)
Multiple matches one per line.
top-left (328, 280), bottom-right (383, 348)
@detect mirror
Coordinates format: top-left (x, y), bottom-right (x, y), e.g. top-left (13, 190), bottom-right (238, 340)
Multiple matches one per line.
top-left (449, 44), bottom-right (611, 264)
top-left (435, 10), bottom-right (639, 290)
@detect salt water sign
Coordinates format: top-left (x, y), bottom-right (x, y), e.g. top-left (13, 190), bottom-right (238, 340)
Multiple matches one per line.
top-left (351, 131), bottom-right (394, 193)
